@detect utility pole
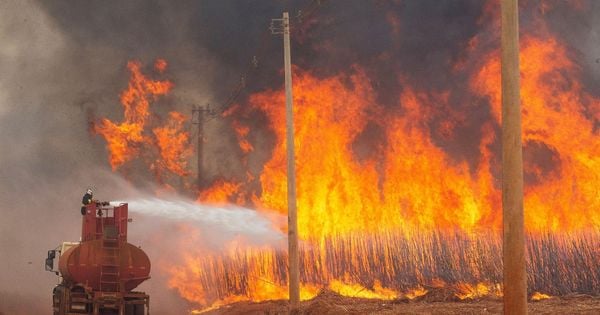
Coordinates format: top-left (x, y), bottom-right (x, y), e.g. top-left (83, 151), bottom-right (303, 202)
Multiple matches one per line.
top-left (271, 11), bottom-right (300, 309)
top-left (501, 0), bottom-right (527, 314)
top-left (192, 104), bottom-right (212, 190)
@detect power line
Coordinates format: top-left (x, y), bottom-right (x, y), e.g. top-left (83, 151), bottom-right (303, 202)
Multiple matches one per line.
top-left (195, 0), bottom-right (328, 124)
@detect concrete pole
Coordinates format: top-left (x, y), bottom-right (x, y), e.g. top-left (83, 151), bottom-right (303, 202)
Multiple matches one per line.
top-left (501, 0), bottom-right (527, 314)
top-left (283, 11), bottom-right (300, 309)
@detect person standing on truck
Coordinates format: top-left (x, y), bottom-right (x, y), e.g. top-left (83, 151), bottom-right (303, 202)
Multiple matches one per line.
top-left (81, 188), bottom-right (93, 215)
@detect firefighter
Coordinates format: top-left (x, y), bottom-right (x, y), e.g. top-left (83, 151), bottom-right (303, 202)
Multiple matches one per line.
top-left (82, 188), bottom-right (93, 205)
top-left (81, 188), bottom-right (93, 215)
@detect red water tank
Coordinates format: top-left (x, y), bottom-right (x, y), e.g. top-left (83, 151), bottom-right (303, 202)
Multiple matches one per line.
top-left (58, 202), bottom-right (150, 292)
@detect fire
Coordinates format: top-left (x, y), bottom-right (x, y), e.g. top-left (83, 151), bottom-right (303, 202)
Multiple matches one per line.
top-left (94, 60), bottom-right (192, 182)
top-left (238, 33), bottom-right (600, 241)
top-left (531, 292), bottom-right (552, 301)
top-left (198, 179), bottom-right (243, 205)
top-left (241, 69), bottom-right (499, 237)
top-left (152, 112), bottom-right (192, 177)
top-left (166, 229), bottom-right (598, 308)
top-left (381, 88), bottom-right (498, 232)
top-left (404, 286), bottom-right (428, 300)
top-left (232, 120), bottom-right (254, 154)
top-left (472, 34), bottom-right (600, 232)
top-left (94, 60), bottom-right (173, 169)
top-left (251, 68), bottom-right (384, 237)
top-left (172, 31), bottom-right (599, 308)
top-left (228, 68), bottom-right (496, 239)
top-left (94, 6), bottom-right (600, 312)
top-left (154, 58), bottom-right (168, 73)
top-left (455, 282), bottom-right (493, 300)
top-left (328, 278), bottom-right (398, 299)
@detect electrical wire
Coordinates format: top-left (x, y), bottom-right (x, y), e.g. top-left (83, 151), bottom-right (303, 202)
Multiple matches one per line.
top-left (196, 0), bottom-right (328, 124)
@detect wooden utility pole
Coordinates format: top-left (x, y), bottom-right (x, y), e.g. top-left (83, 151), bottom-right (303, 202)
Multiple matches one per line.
top-left (271, 11), bottom-right (300, 308)
top-left (192, 104), bottom-right (211, 189)
top-left (501, 0), bottom-right (527, 314)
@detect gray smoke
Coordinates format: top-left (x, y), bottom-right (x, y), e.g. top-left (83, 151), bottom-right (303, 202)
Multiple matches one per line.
top-left (0, 0), bottom-right (234, 313)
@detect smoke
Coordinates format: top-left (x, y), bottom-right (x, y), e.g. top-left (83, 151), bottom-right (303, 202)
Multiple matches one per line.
top-left (0, 0), bottom-right (228, 313)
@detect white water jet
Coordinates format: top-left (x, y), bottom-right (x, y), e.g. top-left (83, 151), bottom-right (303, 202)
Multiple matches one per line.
top-left (111, 197), bottom-right (285, 243)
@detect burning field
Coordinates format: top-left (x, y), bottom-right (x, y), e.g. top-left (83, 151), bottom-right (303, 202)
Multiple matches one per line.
top-left (2, 0), bottom-right (598, 314)
top-left (87, 1), bottom-right (600, 311)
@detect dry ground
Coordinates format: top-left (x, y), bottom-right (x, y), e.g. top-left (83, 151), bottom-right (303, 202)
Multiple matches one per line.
top-left (202, 290), bottom-right (600, 315)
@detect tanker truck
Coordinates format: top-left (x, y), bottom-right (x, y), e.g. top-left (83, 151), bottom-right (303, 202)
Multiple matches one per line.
top-left (45, 201), bottom-right (150, 315)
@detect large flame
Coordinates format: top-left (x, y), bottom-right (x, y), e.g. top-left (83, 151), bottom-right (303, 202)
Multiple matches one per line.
top-left (94, 60), bottom-right (192, 182)
top-left (473, 35), bottom-right (600, 231)
top-left (152, 111), bottom-right (192, 177)
top-left (173, 31), bottom-right (599, 308)
top-left (93, 8), bottom-right (600, 312)
top-left (202, 34), bottom-right (600, 238)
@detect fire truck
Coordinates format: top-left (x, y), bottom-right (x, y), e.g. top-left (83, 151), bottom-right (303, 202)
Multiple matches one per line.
top-left (45, 201), bottom-right (150, 315)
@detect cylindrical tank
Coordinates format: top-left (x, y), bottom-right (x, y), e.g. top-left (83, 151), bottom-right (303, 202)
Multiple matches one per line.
top-left (58, 239), bottom-right (150, 292)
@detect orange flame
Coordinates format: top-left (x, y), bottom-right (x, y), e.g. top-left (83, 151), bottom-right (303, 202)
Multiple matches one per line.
top-left (95, 60), bottom-right (173, 169)
top-left (240, 67), bottom-right (501, 238)
top-left (95, 60), bottom-right (193, 183)
top-left (232, 120), bottom-right (254, 154)
top-left (455, 282), bottom-right (498, 300)
top-left (472, 35), bottom-right (600, 232)
top-left (404, 286), bottom-right (428, 300)
top-left (531, 292), bottom-right (552, 301)
top-left (198, 179), bottom-right (243, 205)
top-left (169, 33), bottom-right (600, 305)
top-left (152, 111), bottom-right (192, 176)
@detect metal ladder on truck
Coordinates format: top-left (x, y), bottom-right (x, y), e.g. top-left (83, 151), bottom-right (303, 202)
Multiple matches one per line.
top-left (100, 233), bottom-right (120, 292)
top-left (97, 207), bottom-right (123, 314)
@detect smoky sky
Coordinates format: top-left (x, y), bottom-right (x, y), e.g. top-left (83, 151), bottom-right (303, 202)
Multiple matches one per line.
top-left (1, 0), bottom-right (600, 313)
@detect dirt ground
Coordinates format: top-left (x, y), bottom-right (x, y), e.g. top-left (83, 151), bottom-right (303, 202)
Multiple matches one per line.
top-left (202, 290), bottom-right (600, 315)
